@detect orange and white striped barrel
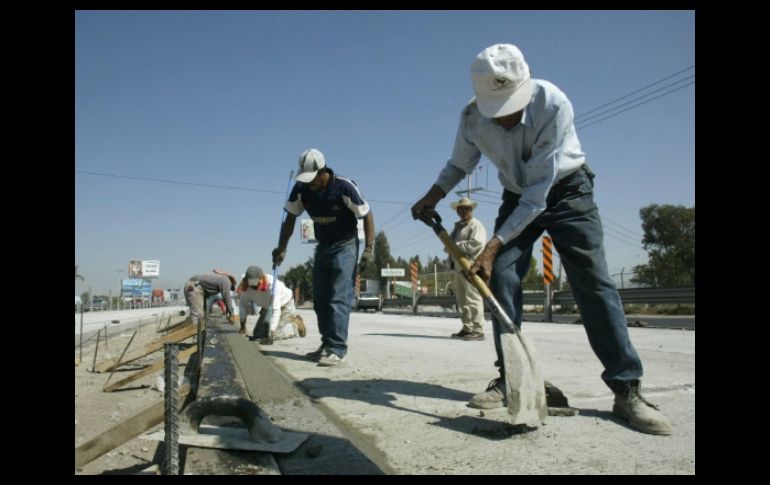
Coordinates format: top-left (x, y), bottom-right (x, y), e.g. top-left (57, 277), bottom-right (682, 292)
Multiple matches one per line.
top-left (542, 235), bottom-right (554, 286)
top-left (410, 262), bottom-right (418, 291)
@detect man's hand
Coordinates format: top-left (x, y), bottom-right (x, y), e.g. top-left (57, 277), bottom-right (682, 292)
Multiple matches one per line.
top-left (411, 185), bottom-right (446, 222)
top-left (272, 247), bottom-right (286, 268)
top-left (468, 238), bottom-right (503, 284)
top-left (359, 247), bottom-right (375, 274)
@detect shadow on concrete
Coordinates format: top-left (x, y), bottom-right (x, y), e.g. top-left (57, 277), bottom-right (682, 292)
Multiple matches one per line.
top-left (574, 407), bottom-right (638, 431)
top-left (259, 350), bottom-right (314, 363)
top-left (294, 377), bottom-right (535, 439)
top-left (362, 333), bottom-right (455, 339)
top-left (275, 430), bottom-right (385, 475)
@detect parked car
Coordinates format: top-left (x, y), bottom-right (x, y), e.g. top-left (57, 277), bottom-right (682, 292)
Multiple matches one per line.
top-left (356, 292), bottom-right (382, 312)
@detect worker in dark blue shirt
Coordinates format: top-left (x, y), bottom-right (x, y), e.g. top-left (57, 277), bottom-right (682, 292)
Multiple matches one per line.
top-left (273, 148), bottom-right (375, 366)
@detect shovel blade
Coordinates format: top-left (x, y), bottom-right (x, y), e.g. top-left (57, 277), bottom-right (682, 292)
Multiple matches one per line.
top-left (501, 332), bottom-right (548, 425)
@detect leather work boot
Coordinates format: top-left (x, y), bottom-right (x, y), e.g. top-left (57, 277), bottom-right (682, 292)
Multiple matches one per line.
top-left (613, 381), bottom-right (672, 435)
top-left (461, 331), bottom-right (484, 341)
top-left (468, 377), bottom-right (506, 409)
top-left (451, 329), bottom-right (473, 339)
top-left (293, 315), bottom-right (306, 337)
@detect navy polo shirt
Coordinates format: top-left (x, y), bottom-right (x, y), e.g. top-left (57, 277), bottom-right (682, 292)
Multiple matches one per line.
top-left (284, 168), bottom-right (370, 244)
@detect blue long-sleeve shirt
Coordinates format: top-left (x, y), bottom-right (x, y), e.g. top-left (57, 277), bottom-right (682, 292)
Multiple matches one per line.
top-left (434, 79), bottom-right (586, 244)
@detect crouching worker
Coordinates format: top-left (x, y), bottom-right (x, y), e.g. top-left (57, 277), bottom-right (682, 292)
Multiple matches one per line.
top-left (238, 265), bottom-right (306, 344)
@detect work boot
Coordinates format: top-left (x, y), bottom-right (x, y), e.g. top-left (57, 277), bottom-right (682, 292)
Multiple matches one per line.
top-left (293, 315), bottom-right (306, 337)
top-left (613, 381), bottom-right (672, 435)
top-left (451, 329), bottom-right (473, 339)
top-left (461, 331), bottom-right (485, 341)
top-left (468, 377), bottom-right (506, 409)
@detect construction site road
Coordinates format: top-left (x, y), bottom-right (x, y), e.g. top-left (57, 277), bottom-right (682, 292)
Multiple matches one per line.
top-left (244, 308), bottom-right (694, 475)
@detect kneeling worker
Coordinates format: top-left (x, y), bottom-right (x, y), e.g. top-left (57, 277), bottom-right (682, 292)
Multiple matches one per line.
top-left (238, 265), bottom-right (305, 343)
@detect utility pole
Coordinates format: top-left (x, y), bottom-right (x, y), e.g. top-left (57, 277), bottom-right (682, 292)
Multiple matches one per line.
top-left (454, 173), bottom-right (483, 198)
top-left (620, 267), bottom-right (625, 289)
top-left (117, 269), bottom-right (123, 309)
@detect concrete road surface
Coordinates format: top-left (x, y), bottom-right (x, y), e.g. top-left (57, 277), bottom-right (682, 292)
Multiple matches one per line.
top-left (250, 309), bottom-right (695, 475)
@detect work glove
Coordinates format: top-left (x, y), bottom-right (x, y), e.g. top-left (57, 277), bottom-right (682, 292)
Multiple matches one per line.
top-left (272, 247), bottom-right (286, 268)
top-left (359, 248), bottom-right (375, 274)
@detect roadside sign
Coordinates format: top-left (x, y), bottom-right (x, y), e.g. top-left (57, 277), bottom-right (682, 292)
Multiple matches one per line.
top-left (381, 268), bottom-right (405, 277)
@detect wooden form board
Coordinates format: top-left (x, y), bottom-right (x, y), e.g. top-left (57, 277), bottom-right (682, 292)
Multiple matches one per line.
top-left (95, 323), bottom-right (196, 373)
top-left (103, 346), bottom-right (197, 392)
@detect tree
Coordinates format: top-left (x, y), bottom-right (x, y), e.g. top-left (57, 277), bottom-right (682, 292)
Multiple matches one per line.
top-left (631, 204), bottom-right (695, 287)
top-left (372, 231), bottom-right (396, 290)
top-left (282, 256), bottom-right (314, 303)
top-left (428, 255), bottom-right (450, 273)
top-left (521, 257), bottom-right (544, 291)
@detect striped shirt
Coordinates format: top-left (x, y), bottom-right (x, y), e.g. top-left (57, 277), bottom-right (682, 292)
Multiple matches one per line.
top-left (285, 168), bottom-right (370, 244)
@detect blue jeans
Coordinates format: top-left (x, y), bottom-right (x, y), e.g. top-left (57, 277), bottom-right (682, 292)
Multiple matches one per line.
top-left (490, 166), bottom-right (642, 393)
top-left (313, 237), bottom-right (358, 357)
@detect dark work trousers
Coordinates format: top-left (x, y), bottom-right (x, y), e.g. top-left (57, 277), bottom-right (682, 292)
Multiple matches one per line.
top-left (490, 166), bottom-right (643, 393)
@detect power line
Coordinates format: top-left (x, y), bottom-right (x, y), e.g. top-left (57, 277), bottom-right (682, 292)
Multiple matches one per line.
top-left (576, 75), bottom-right (694, 125)
top-left (76, 170), bottom-right (286, 195)
top-left (575, 65), bottom-right (694, 121)
top-left (576, 81), bottom-right (694, 131)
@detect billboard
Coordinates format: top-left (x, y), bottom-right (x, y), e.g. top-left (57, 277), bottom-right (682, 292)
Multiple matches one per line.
top-left (300, 219), bottom-right (316, 244)
top-left (121, 278), bottom-right (152, 298)
top-left (142, 260), bottom-right (160, 277)
top-left (128, 260), bottom-right (142, 277)
top-left (128, 260), bottom-right (160, 278)
top-left (300, 219), bottom-right (365, 244)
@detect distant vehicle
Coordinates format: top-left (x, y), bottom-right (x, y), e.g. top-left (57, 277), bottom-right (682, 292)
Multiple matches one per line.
top-left (356, 292), bottom-right (382, 312)
top-left (89, 298), bottom-right (109, 311)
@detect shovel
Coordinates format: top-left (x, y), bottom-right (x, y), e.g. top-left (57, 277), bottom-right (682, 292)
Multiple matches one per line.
top-left (419, 212), bottom-right (547, 425)
top-left (254, 170), bottom-right (295, 344)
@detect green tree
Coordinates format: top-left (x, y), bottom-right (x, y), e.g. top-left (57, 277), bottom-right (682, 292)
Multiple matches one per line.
top-left (372, 231), bottom-right (397, 290)
top-left (631, 204), bottom-right (695, 287)
top-left (428, 255), bottom-right (450, 273)
top-left (282, 256), bottom-right (314, 303)
top-left (522, 256), bottom-right (544, 291)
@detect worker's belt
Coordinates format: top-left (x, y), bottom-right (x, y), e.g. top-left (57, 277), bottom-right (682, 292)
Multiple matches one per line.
top-left (312, 216), bottom-right (337, 225)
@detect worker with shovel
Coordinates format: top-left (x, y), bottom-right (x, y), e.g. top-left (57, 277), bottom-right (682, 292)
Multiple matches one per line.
top-left (411, 44), bottom-right (671, 435)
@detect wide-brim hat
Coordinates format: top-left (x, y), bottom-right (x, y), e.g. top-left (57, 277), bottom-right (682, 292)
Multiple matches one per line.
top-left (451, 197), bottom-right (478, 209)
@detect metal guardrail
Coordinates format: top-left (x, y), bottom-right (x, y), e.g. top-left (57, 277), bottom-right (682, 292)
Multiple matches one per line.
top-left (384, 287), bottom-right (694, 310)
top-left (553, 287), bottom-right (695, 306)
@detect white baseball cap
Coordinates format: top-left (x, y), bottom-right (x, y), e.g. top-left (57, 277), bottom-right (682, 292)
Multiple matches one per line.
top-left (471, 44), bottom-right (533, 118)
top-left (296, 148), bottom-right (326, 183)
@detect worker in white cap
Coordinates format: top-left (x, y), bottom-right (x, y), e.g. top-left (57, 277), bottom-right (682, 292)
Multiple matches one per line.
top-left (411, 44), bottom-right (671, 435)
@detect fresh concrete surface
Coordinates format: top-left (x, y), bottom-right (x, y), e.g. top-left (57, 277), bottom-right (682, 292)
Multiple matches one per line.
top-left (244, 309), bottom-right (694, 475)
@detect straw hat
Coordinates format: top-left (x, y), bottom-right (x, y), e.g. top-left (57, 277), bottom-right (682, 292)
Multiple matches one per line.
top-left (451, 197), bottom-right (478, 209)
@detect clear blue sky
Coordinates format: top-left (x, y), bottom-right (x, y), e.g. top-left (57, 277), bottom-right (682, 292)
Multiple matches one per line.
top-left (75, 10), bottom-right (694, 296)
